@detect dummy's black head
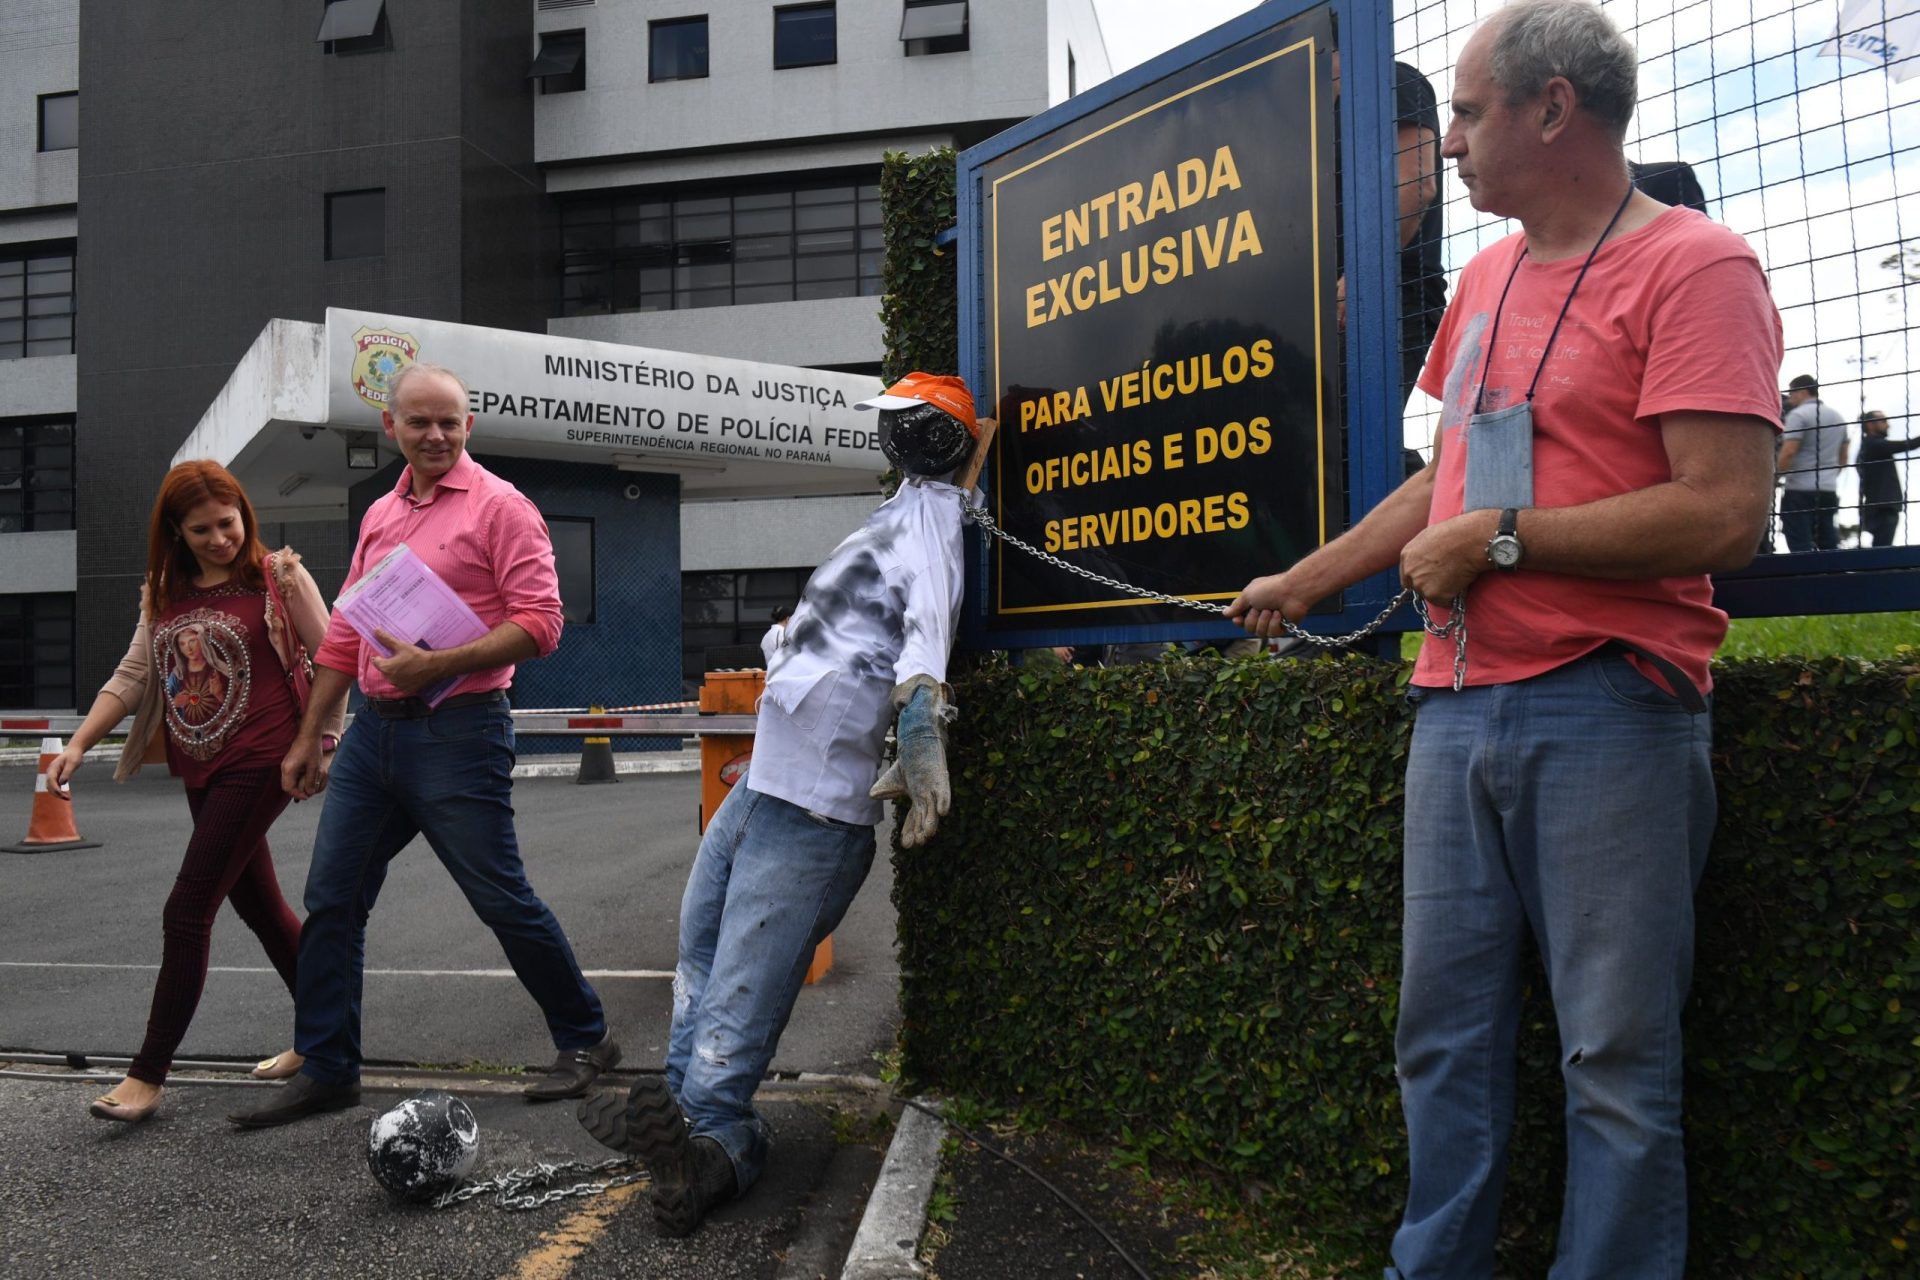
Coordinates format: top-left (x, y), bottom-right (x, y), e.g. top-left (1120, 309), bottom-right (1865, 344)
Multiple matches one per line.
top-left (879, 402), bottom-right (973, 478)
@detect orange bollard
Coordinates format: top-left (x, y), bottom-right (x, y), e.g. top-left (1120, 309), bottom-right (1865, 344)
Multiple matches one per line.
top-left (3, 737), bottom-right (103, 854)
top-left (697, 670), bottom-right (832, 984)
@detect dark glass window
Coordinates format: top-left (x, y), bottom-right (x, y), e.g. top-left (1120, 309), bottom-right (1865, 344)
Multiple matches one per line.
top-left (680, 568), bottom-right (811, 695)
top-left (902, 0), bottom-right (968, 55)
top-left (559, 177), bottom-right (883, 315)
top-left (0, 418), bottom-right (75, 533)
top-left (317, 0), bottom-right (390, 54)
top-left (326, 188), bottom-right (385, 260)
top-left (0, 246), bottom-right (75, 360)
top-left (650, 16), bottom-right (709, 82)
top-left (547, 516), bottom-right (596, 624)
top-left (38, 93), bottom-right (77, 152)
top-left (0, 592), bottom-right (76, 709)
top-left (775, 4), bottom-right (836, 69)
top-left (531, 29), bottom-right (586, 94)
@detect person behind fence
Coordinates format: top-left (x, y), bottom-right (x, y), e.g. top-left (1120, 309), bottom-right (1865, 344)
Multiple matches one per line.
top-left (1856, 409), bottom-right (1917, 548)
top-left (1776, 373), bottom-right (1850, 552)
top-left (759, 603), bottom-right (793, 665)
top-left (47, 460), bottom-right (341, 1124)
top-left (231, 362), bottom-right (621, 1128)
top-left (1227, 2), bottom-right (1782, 1275)
top-left (575, 372), bottom-right (982, 1236)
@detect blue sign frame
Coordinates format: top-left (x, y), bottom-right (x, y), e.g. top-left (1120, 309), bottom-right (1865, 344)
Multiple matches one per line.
top-left (956, 0), bottom-right (1403, 651)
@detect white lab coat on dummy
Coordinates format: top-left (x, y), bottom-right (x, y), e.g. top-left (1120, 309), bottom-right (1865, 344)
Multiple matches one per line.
top-left (748, 476), bottom-right (968, 826)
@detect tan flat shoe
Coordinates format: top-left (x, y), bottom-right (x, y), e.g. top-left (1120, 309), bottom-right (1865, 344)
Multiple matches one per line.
top-left (251, 1049), bottom-right (304, 1081)
top-left (89, 1088), bottom-right (163, 1123)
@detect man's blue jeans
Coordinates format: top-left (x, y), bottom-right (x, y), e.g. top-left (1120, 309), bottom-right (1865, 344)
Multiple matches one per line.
top-left (293, 697), bottom-right (607, 1085)
top-left (667, 779), bottom-right (875, 1192)
top-left (1386, 655), bottom-right (1714, 1280)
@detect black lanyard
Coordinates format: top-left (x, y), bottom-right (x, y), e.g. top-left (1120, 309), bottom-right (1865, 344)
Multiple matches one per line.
top-left (1472, 182), bottom-right (1637, 414)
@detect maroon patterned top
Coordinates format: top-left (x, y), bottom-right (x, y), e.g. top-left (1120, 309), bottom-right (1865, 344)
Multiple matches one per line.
top-left (150, 583), bottom-right (300, 787)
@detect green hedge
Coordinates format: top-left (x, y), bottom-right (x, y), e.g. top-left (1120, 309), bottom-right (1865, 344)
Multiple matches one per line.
top-left (894, 655), bottom-right (1918, 1276)
top-left (879, 147), bottom-right (958, 384)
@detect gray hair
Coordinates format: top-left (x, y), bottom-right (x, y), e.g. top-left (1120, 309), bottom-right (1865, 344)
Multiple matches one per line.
top-left (1488, 0), bottom-right (1639, 138)
top-left (386, 361), bottom-right (470, 410)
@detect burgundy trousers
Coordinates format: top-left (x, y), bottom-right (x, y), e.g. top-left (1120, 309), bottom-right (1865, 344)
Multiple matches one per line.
top-left (128, 767), bottom-right (299, 1085)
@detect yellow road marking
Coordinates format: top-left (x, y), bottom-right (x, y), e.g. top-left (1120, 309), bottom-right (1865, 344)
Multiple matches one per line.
top-left (500, 1178), bottom-right (650, 1280)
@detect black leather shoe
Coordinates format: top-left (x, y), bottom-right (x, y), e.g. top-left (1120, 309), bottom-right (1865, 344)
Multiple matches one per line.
top-left (524, 1030), bottom-right (622, 1101)
top-left (577, 1076), bottom-right (734, 1236)
top-left (228, 1074), bottom-right (361, 1129)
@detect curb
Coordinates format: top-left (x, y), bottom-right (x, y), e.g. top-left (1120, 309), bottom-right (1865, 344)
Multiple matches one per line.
top-left (840, 1101), bottom-right (945, 1280)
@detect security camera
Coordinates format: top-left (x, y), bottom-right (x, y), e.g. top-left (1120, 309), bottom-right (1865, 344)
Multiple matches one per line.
top-left (624, 483), bottom-right (643, 501)
top-left (300, 424), bottom-right (318, 441)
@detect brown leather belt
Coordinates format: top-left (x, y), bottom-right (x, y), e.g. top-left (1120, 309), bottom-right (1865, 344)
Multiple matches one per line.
top-left (364, 690), bottom-right (506, 720)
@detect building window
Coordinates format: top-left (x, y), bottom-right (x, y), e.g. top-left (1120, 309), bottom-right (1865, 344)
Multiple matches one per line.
top-left (0, 246), bottom-right (75, 360)
top-left (0, 593), bottom-right (76, 709)
top-left (38, 93), bottom-right (77, 152)
top-left (559, 177), bottom-right (883, 315)
top-left (1067, 48), bottom-right (1077, 97)
top-left (326, 188), bottom-right (385, 261)
top-left (775, 3), bottom-right (836, 69)
top-left (650, 16), bottom-right (709, 82)
top-left (530, 29), bottom-right (586, 94)
top-left (316, 0), bottom-right (389, 54)
top-left (681, 568), bottom-right (810, 694)
top-left (0, 418), bottom-right (75, 533)
top-left (901, 0), bottom-right (967, 56)
top-left (548, 516), bottom-right (596, 624)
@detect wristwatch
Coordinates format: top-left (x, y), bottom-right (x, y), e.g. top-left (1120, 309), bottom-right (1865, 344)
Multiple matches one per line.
top-left (1486, 508), bottom-right (1525, 571)
top-left (319, 734), bottom-right (338, 753)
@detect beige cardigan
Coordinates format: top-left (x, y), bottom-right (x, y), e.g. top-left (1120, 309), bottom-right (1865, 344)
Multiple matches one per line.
top-left (103, 547), bottom-right (345, 781)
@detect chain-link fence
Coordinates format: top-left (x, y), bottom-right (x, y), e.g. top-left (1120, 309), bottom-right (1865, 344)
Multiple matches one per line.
top-left (1393, 0), bottom-right (1918, 554)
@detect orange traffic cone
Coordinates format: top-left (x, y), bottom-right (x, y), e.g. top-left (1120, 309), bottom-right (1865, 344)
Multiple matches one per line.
top-left (3, 737), bottom-right (102, 854)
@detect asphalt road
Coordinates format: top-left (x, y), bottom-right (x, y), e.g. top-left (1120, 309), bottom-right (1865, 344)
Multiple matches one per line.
top-left (0, 763), bottom-right (904, 1279)
top-left (0, 765), bottom-right (900, 1081)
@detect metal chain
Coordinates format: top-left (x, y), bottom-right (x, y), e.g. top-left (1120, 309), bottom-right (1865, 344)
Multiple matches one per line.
top-left (431, 1156), bottom-right (646, 1212)
top-left (961, 502), bottom-right (1470, 689)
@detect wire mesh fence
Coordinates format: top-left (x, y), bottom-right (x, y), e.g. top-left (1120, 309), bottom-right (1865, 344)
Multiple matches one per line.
top-left (1391, 0), bottom-right (1918, 555)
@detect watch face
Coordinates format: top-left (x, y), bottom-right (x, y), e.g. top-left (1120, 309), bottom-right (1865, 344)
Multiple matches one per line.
top-left (1489, 536), bottom-right (1523, 569)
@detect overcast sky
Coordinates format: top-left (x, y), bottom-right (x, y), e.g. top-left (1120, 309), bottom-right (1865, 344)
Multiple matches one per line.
top-left (1089, 0), bottom-right (1264, 72)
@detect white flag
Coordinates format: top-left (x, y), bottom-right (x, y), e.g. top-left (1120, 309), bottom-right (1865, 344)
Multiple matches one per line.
top-left (1819, 0), bottom-right (1920, 83)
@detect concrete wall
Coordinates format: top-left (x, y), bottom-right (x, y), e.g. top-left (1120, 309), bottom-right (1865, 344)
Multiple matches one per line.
top-left (0, 529), bottom-right (74, 592)
top-left (551, 295), bottom-right (884, 369)
top-left (533, 0), bottom-right (1047, 165)
top-left (1049, 0), bottom-right (1113, 99)
top-left (682, 492), bottom-right (881, 572)
top-left (0, 349), bottom-right (72, 416)
top-left (0, 0), bottom-right (79, 216)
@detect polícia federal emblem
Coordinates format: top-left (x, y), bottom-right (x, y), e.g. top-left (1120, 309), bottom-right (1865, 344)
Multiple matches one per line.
top-left (350, 326), bottom-right (420, 411)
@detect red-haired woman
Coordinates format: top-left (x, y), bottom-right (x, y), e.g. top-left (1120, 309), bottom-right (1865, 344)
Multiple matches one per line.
top-left (48, 460), bottom-right (343, 1123)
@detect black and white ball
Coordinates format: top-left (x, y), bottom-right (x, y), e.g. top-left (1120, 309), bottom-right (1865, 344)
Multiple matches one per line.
top-left (366, 1090), bottom-right (480, 1203)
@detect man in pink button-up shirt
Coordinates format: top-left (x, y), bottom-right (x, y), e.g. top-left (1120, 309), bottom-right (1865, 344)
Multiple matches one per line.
top-left (232, 363), bottom-right (620, 1129)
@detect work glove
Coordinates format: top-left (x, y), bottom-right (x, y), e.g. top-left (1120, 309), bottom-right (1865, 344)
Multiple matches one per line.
top-left (869, 674), bottom-right (954, 848)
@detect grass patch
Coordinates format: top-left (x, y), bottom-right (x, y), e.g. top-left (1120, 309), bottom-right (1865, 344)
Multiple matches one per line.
top-left (1399, 610), bottom-right (1917, 662)
top-left (1717, 611), bottom-right (1918, 659)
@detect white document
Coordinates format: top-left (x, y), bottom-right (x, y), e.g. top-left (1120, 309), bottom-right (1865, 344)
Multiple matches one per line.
top-left (333, 543), bottom-right (490, 706)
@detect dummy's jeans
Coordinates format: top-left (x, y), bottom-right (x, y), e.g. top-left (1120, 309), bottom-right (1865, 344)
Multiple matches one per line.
top-left (667, 778), bottom-right (875, 1192)
top-left (294, 699), bottom-right (606, 1085)
top-left (1385, 656), bottom-right (1714, 1280)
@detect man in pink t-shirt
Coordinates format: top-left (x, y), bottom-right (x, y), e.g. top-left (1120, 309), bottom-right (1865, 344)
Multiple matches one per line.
top-left (1229, 2), bottom-right (1780, 1275)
